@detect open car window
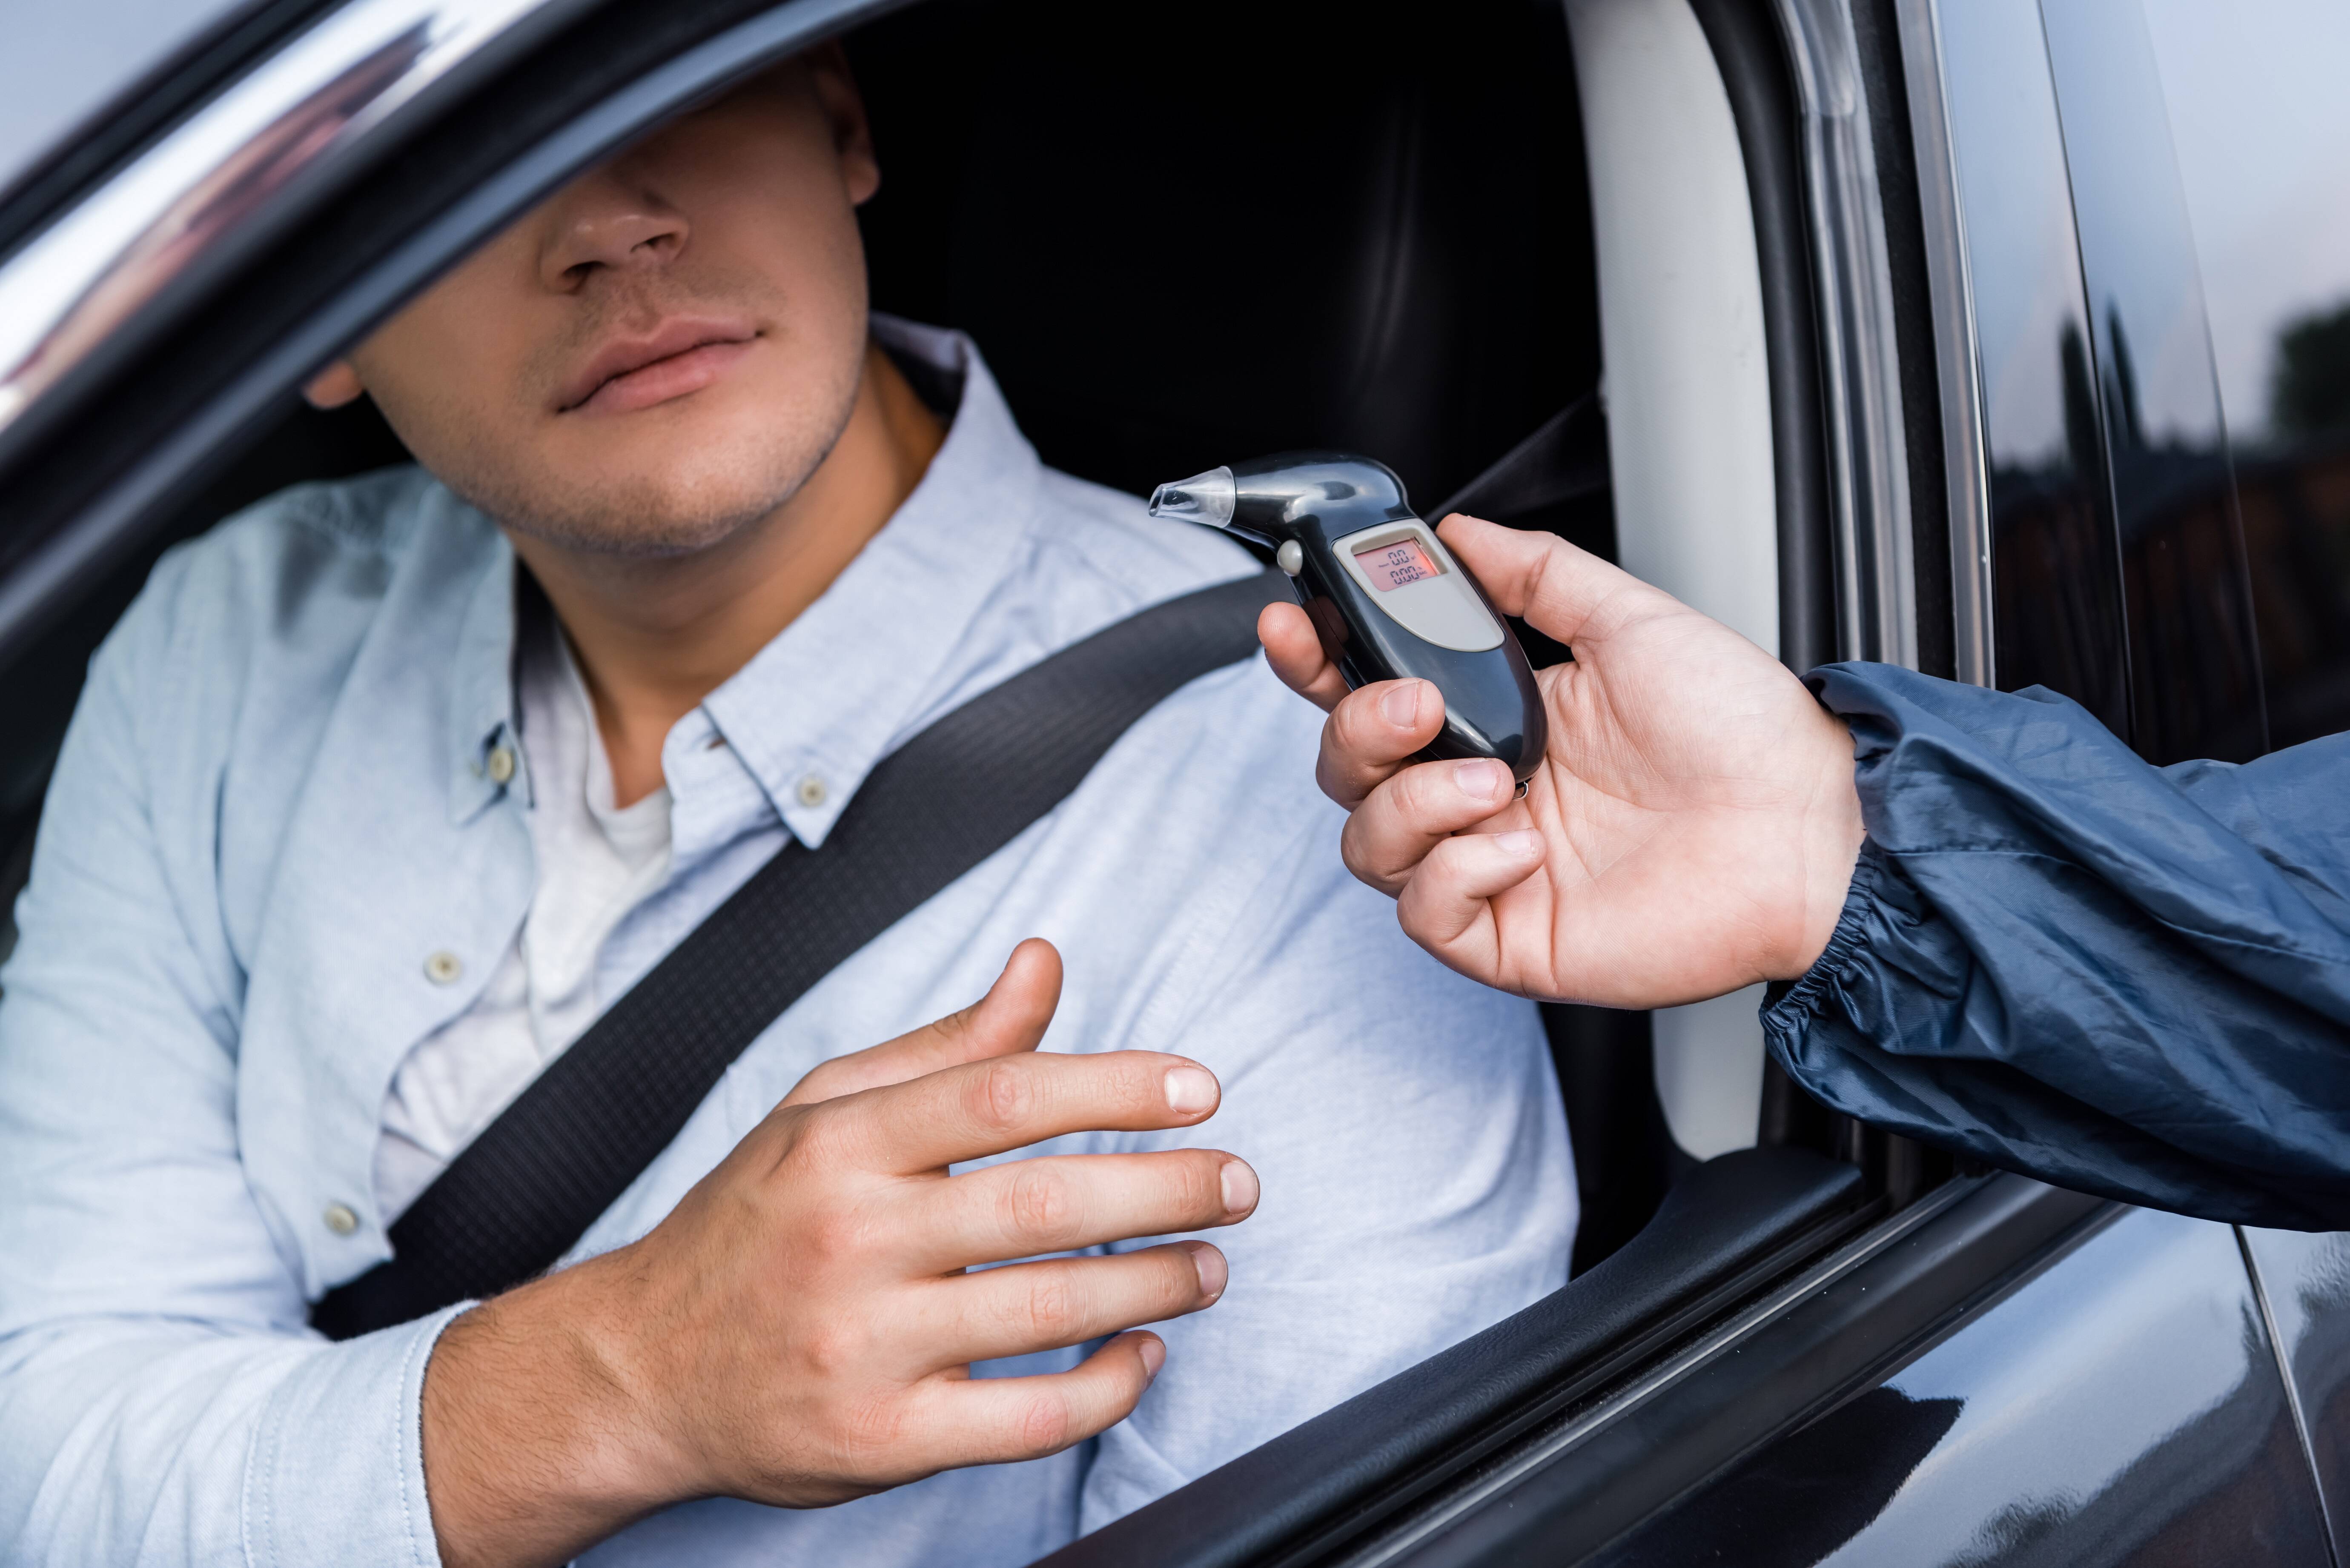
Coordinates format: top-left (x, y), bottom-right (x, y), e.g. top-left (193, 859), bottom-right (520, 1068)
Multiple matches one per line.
top-left (0, 0), bottom-right (1896, 1532)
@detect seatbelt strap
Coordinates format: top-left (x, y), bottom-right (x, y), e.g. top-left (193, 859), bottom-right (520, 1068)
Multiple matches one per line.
top-left (1432, 388), bottom-right (1607, 525)
top-left (312, 569), bottom-right (1288, 1341)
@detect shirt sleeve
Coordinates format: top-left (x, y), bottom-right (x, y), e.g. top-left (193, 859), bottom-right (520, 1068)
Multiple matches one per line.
top-left (1763, 661), bottom-right (2350, 1230)
top-left (0, 564), bottom-right (456, 1568)
top-left (1075, 810), bottom-right (1574, 1531)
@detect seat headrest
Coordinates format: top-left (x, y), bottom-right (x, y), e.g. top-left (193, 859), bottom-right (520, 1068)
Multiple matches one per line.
top-left (851, 0), bottom-right (1602, 513)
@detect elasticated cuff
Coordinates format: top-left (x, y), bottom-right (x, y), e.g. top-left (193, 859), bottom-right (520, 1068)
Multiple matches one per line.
top-left (1762, 839), bottom-right (1897, 1041)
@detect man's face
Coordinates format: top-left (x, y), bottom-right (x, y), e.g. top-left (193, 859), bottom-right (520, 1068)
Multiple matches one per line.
top-left (319, 55), bottom-right (880, 556)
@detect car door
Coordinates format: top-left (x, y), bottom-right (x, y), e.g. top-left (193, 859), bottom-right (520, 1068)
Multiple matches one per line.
top-left (2137, 0), bottom-right (2350, 1550)
top-left (1043, 0), bottom-right (2349, 1562)
top-left (1578, 5), bottom-right (2350, 1559)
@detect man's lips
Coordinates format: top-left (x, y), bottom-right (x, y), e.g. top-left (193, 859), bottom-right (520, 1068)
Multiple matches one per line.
top-left (556, 318), bottom-right (758, 415)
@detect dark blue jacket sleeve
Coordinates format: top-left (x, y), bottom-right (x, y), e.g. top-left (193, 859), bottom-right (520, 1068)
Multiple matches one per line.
top-left (1761, 663), bottom-right (2350, 1229)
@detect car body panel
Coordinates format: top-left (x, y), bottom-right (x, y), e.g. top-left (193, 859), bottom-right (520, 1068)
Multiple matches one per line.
top-left (2244, 1227), bottom-right (2350, 1561)
top-left (1589, 1208), bottom-right (2333, 1566)
top-left (1353, 1179), bottom-right (2110, 1567)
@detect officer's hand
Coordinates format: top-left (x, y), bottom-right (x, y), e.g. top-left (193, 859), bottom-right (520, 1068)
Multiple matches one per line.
top-left (1260, 516), bottom-right (1865, 1007)
top-left (418, 939), bottom-right (1255, 1568)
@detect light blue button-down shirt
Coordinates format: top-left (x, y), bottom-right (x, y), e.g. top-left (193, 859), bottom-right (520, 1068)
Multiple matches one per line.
top-left (0, 319), bottom-right (1573, 1568)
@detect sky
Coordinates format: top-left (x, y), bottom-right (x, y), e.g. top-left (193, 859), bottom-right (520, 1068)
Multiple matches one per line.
top-left (0, 0), bottom-right (252, 205)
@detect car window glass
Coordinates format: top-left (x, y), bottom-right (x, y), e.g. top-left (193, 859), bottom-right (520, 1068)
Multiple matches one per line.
top-left (2041, 0), bottom-right (2265, 765)
top-left (2142, 0), bottom-right (2350, 752)
top-left (1934, 0), bottom-right (2130, 737)
top-left (0, 0), bottom-right (248, 197)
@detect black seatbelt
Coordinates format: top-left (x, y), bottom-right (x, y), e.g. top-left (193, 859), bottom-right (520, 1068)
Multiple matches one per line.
top-left (312, 569), bottom-right (1288, 1341)
top-left (1432, 389), bottom-right (1608, 525)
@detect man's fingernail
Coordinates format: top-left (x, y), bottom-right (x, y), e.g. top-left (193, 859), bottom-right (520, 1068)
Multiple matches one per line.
top-left (1165, 1066), bottom-right (1218, 1114)
top-left (1379, 682), bottom-right (1425, 727)
top-left (1454, 759), bottom-right (1508, 802)
top-left (1138, 1336), bottom-right (1166, 1382)
top-left (1496, 830), bottom-right (1544, 857)
top-left (1220, 1159), bottom-right (1260, 1216)
top-left (1189, 1242), bottom-right (1229, 1300)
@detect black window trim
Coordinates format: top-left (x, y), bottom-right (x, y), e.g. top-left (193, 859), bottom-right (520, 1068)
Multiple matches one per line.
top-left (1341, 1176), bottom-right (2113, 1568)
top-left (1769, 0), bottom-right (1920, 671)
top-left (1886, 0), bottom-right (1992, 689)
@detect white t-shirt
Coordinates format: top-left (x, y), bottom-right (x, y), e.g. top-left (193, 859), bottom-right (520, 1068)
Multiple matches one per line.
top-left (373, 619), bottom-right (673, 1221)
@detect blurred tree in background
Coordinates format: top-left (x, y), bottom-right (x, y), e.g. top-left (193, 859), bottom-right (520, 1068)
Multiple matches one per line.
top-left (2274, 300), bottom-right (2350, 439)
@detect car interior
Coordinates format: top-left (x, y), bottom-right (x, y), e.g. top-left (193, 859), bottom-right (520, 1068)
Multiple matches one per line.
top-left (0, 0), bottom-right (1958, 1554)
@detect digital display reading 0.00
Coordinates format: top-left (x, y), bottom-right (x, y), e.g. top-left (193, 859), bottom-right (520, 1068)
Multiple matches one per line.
top-left (1354, 538), bottom-right (1443, 592)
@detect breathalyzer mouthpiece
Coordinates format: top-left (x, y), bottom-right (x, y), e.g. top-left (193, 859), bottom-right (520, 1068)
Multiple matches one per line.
top-left (1147, 466), bottom-right (1238, 532)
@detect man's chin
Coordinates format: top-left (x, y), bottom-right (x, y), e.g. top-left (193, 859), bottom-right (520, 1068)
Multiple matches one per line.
top-left (457, 465), bottom-right (802, 560)
top-left (503, 499), bottom-right (780, 558)
top-left (417, 392), bottom-right (851, 560)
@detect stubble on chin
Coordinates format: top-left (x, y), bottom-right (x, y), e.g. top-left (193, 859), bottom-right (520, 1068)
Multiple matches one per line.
top-left (445, 346), bottom-right (863, 559)
top-left (462, 401), bottom-right (853, 559)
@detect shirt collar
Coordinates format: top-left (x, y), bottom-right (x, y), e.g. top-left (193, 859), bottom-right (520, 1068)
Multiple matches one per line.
top-left (435, 318), bottom-right (1047, 841)
top-left (700, 318), bottom-right (1045, 847)
top-left (444, 495), bottom-right (522, 825)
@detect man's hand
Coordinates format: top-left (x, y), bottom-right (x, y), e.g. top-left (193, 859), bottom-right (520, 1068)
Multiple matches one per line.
top-left (418, 939), bottom-right (1256, 1567)
top-left (1261, 516), bottom-right (1866, 1007)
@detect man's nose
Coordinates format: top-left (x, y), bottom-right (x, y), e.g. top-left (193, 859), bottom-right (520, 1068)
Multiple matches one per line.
top-left (539, 177), bottom-right (689, 291)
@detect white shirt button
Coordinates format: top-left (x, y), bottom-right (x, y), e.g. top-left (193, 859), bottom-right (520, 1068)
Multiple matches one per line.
top-left (424, 950), bottom-right (464, 985)
top-left (486, 744), bottom-right (517, 785)
top-left (796, 774), bottom-right (828, 808)
top-left (322, 1202), bottom-right (359, 1236)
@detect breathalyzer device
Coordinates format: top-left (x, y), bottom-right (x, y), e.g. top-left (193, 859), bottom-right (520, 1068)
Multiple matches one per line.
top-left (1149, 452), bottom-right (1548, 784)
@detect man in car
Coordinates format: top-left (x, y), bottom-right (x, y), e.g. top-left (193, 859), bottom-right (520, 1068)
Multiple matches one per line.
top-left (0, 46), bottom-right (1571, 1568)
top-left (1265, 515), bottom-right (2350, 1231)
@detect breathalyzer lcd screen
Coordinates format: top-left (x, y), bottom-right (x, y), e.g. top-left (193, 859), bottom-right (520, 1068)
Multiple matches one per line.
top-left (1354, 538), bottom-right (1443, 592)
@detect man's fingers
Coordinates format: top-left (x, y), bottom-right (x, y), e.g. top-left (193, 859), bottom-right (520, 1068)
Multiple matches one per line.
top-left (1264, 601), bottom-right (1453, 813)
top-left (820, 1050), bottom-right (1223, 1174)
top-left (914, 1243), bottom-right (1227, 1366)
top-left (906, 1332), bottom-right (1165, 1470)
top-left (1316, 679), bottom-right (1445, 810)
top-left (1435, 512), bottom-right (1662, 646)
top-left (1258, 602), bottom-right (1350, 712)
top-left (899, 1150), bottom-right (1257, 1271)
top-left (1338, 758), bottom-right (1521, 895)
top-left (782, 939), bottom-right (1061, 1107)
top-left (1395, 828), bottom-right (1548, 951)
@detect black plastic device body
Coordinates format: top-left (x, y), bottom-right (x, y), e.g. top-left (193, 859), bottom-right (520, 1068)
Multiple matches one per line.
top-left (1155, 452), bottom-right (1548, 782)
